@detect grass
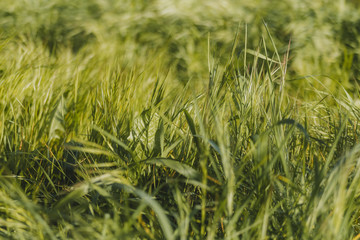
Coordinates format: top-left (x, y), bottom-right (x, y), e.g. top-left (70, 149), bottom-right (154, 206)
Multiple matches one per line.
top-left (1, 0), bottom-right (360, 239)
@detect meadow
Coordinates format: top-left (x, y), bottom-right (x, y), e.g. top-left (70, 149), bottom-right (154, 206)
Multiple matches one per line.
top-left (1, 0), bottom-right (360, 239)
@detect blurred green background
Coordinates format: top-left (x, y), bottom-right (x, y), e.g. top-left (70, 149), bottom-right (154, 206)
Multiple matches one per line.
top-left (1, 0), bottom-right (360, 91)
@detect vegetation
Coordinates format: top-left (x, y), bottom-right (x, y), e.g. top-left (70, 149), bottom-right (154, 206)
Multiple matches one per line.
top-left (1, 0), bottom-right (360, 239)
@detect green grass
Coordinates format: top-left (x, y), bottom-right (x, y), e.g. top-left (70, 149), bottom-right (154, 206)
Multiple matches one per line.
top-left (1, 0), bottom-right (360, 239)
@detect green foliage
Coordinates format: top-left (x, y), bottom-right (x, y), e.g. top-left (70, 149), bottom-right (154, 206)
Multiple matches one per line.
top-left (1, 0), bottom-right (360, 239)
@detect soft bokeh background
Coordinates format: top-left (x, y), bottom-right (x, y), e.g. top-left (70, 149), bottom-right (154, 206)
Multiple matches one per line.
top-left (1, 0), bottom-right (360, 90)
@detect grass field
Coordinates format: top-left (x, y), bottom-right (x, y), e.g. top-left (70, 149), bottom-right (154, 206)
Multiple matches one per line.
top-left (1, 0), bottom-right (360, 239)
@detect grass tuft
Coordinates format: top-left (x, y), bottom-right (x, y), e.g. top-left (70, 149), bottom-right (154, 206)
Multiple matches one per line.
top-left (1, 1), bottom-right (360, 239)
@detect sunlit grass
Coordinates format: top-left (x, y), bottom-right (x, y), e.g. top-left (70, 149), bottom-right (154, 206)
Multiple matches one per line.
top-left (1, 0), bottom-right (360, 239)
